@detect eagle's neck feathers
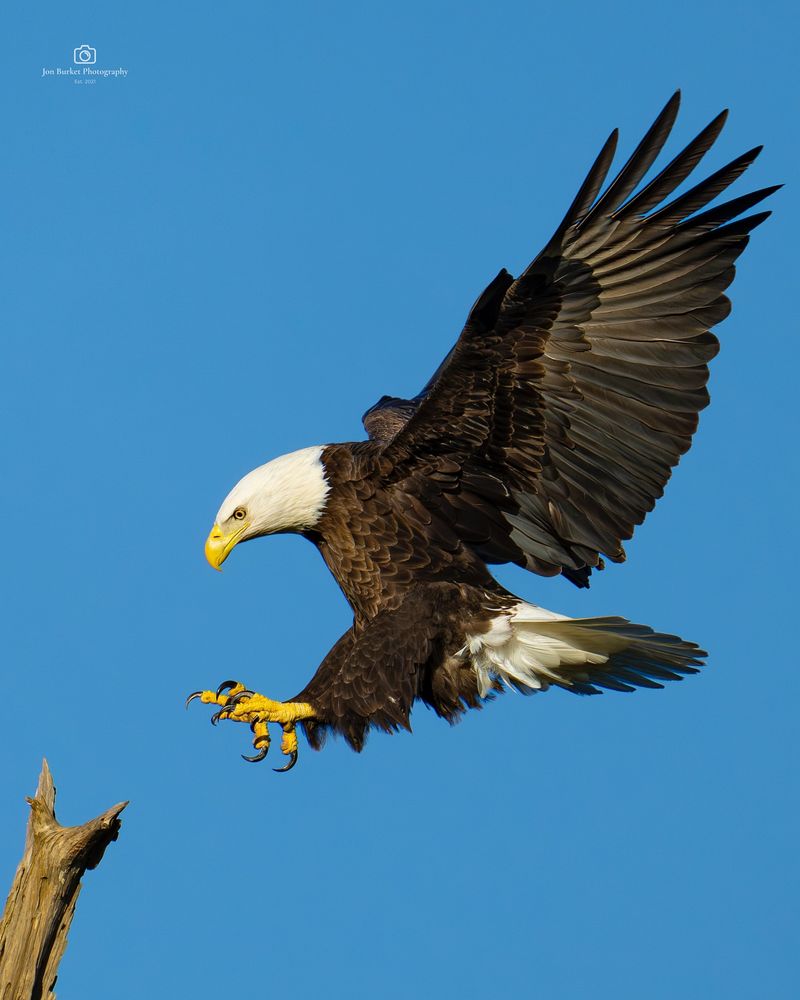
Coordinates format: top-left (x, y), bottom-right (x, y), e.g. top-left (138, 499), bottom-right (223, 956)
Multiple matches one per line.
top-left (217, 445), bottom-right (331, 536)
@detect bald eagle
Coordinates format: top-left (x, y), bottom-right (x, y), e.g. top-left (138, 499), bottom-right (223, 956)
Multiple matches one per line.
top-left (188, 93), bottom-right (776, 770)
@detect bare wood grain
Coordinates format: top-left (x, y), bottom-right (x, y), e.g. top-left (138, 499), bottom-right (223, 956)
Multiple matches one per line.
top-left (0, 760), bottom-right (127, 1000)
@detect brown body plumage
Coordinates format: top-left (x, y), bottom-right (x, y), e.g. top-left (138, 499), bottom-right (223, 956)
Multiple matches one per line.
top-left (299, 443), bottom-right (506, 748)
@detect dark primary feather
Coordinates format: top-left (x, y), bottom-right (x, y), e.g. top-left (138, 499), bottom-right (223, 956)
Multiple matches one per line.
top-left (362, 91), bottom-right (777, 586)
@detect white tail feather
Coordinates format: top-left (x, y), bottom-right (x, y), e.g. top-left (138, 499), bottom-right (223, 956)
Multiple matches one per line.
top-left (462, 601), bottom-right (704, 698)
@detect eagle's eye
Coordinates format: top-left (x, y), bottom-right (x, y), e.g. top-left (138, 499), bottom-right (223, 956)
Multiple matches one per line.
top-left (233, 507), bottom-right (247, 521)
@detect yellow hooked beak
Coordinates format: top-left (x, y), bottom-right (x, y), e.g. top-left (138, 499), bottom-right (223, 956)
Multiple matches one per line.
top-left (204, 522), bottom-right (248, 571)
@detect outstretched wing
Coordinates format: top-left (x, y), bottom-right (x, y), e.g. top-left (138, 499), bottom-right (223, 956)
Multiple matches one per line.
top-left (365, 92), bottom-right (777, 586)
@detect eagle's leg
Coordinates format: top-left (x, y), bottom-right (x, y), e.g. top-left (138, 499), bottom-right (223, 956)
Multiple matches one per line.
top-left (186, 682), bottom-right (316, 770)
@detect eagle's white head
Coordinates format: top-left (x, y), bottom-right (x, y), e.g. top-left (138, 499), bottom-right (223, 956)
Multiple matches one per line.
top-left (204, 445), bottom-right (330, 570)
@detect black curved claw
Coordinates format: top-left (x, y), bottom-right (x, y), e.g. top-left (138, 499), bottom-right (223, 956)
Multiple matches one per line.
top-left (242, 744), bottom-right (270, 763)
top-left (228, 689), bottom-right (255, 709)
top-left (185, 691), bottom-right (202, 709)
top-left (273, 749), bottom-right (298, 773)
top-left (216, 680), bottom-right (240, 698)
top-left (210, 709), bottom-right (230, 726)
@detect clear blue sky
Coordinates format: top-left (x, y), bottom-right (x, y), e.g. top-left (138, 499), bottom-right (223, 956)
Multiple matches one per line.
top-left (1, 2), bottom-right (796, 997)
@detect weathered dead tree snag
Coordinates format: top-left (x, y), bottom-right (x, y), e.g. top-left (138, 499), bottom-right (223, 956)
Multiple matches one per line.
top-left (0, 759), bottom-right (127, 1000)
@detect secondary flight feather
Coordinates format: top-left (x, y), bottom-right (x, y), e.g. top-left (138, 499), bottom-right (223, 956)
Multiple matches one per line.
top-left (188, 93), bottom-right (776, 770)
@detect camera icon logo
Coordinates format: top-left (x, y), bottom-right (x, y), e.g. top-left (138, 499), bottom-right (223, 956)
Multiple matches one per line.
top-left (73, 44), bottom-right (96, 65)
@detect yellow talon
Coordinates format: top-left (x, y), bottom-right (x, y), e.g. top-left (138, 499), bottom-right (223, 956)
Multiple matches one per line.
top-left (193, 683), bottom-right (246, 707)
top-left (251, 719), bottom-right (270, 744)
top-left (187, 681), bottom-right (316, 770)
top-left (225, 694), bottom-right (315, 726)
top-left (280, 724), bottom-right (299, 757)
